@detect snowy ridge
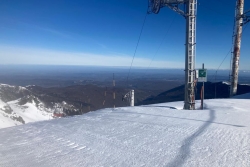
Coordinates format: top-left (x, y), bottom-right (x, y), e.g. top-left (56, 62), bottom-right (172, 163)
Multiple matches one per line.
top-left (222, 81), bottom-right (230, 85)
top-left (0, 99), bottom-right (23, 127)
top-left (7, 98), bottom-right (52, 123)
top-left (0, 97), bottom-right (249, 167)
top-left (0, 98), bottom-right (52, 129)
top-left (0, 83), bottom-right (27, 93)
top-left (0, 84), bottom-right (53, 128)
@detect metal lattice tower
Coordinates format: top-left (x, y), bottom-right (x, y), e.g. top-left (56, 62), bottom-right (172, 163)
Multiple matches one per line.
top-left (148, 0), bottom-right (197, 110)
top-left (184, 0), bottom-right (197, 110)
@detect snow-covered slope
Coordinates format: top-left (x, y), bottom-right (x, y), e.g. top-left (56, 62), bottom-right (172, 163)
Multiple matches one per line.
top-left (0, 99), bottom-right (23, 127)
top-left (0, 84), bottom-right (53, 128)
top-left (233, 92), bottom-right (250, 99)
top-left (8, 98), bottom-right (52, 121)
top-left (0, 98), bottom-right (52, 129)
top-left (0, 97), bottom-right (249, 167)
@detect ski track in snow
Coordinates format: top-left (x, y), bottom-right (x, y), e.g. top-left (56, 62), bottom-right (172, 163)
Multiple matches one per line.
top-left (0, 98), bottom-right (250, 167)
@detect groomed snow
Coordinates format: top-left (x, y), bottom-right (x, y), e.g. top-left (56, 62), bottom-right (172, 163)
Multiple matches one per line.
top-left (0, 98), bottom-right (250, 167)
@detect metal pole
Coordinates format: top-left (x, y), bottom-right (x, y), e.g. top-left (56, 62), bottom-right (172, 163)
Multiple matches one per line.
top-left (130, 90), bottom-right (134, 107)
top-left (215, 71), bottom-right (217, 99)
top-left (230, 0), bottom-right (244, 97)
top-left (113, 73), bottom-right (115, 108)
top-left (201, 84), bottom-right (203, 109)
top-left (184, 0), bottom-right (197, 110)
top-left (201, 63), bottom-right (204, 109)
top-left (103, 87), bottom-right (107, 107)
top-left (202, 81), bottom-right (204, 109)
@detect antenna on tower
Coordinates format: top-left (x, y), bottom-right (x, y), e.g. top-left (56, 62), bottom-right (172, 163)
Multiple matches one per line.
top-left (148, 0), bottom-right (197, 110)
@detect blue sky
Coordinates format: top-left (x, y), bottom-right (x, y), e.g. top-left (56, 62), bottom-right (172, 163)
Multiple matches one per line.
top-left (0, 0), bottom-right (250, 70)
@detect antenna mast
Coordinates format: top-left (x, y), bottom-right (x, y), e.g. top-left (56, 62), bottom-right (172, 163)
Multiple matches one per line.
top-left (148, 0), bottom-right (197, 110)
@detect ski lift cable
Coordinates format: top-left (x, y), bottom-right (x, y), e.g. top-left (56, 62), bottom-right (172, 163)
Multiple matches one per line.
top-left (229, 23), bottom-right (249, 72)
top-left (242, 22), bottom-right (249, 34)
top-left (214, 3), bottom-right (237, 82)
top-left (144, 14), bottom-right (177, 76)
top-left (126, 12), bottom-right (148, 87)
top-left (214, 48), bottom-right (232, 80)
top-left (213, 22), bottom-right (249, 84)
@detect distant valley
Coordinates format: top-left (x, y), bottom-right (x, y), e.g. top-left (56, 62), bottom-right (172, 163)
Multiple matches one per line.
top-left (0, 65), bottom-right (249, 128)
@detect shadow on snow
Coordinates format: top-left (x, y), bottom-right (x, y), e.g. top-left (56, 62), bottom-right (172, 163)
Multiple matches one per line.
top-left (166, 103), bottom-right (214, 167)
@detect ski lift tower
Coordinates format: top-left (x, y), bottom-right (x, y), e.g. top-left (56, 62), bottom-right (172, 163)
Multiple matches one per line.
top-left (230, 0), bottom-right (250, 96)
top-left (148, 0), bottom-right (197, 110)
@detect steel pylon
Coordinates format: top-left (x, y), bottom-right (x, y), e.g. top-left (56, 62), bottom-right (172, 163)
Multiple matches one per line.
top-left (148, 0), bottom-right (197, 110)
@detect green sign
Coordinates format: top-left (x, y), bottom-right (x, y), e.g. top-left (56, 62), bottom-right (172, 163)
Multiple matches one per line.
top-left (198, 69), bottom-right (207, 82)
top-left (199, 69), bottom-right (206, 77)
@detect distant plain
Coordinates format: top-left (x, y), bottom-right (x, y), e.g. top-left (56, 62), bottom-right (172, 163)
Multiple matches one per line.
top-left (0, 65), bottom-right (249, 110)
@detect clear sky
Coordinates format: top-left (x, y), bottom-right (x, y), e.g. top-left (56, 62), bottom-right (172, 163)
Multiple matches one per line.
top-left (0, 0), bottom-right (250, 70)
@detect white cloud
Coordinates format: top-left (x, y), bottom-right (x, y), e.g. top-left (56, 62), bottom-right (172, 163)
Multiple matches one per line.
top-left (0, 45), bottom-right (184, 68)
